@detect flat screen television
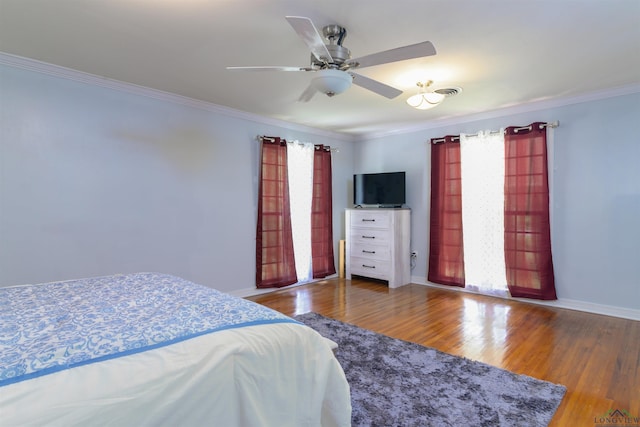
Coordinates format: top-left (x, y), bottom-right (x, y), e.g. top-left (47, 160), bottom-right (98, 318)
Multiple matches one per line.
top-left (353, 171), bottom-right (406, 207)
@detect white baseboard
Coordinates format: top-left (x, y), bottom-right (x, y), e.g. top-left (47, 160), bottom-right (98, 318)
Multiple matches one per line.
top-left (229, 275), bottom-right (639, 321)
top-left (227, 286), bottom-right (282, 298)
top-left (228, 275), bottom-right (339, 299)
top-left (411, 275), bottom-right (640, 321)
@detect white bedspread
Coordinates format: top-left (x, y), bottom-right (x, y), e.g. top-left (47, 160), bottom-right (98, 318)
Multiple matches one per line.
top-left (0, 274), bottom-right (351, 426)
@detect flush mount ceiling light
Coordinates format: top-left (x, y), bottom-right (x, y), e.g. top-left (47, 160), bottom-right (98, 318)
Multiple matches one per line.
top-left (406, 80), bottom-right (460, 110)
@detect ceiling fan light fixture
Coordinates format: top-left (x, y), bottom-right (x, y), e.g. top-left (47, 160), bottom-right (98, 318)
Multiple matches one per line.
top-left (406, 80), bottom-right (446, 110)
top-left (312, 69), bottom-right (353, 97)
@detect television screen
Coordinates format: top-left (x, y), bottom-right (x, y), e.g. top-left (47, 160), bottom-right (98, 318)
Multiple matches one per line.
top-left (353, 172), bottom-right (406, 207)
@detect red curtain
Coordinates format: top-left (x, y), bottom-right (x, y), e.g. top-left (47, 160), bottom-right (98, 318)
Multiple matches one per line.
top-left (428, 136), bottom-right (465, 287)
top-left (311, 145), bottom-right (336, 278)
top-left (503, 123), bottom-right (556, 299)
top-left (255, 138), bottom-right (297, 288)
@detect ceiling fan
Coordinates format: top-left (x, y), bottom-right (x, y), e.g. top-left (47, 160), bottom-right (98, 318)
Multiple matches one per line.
top-left (226, 16), bottom-right (436, 102)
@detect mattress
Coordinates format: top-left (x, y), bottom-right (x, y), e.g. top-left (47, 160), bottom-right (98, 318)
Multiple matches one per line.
top-left (0, 273), bottom-right (351, 426)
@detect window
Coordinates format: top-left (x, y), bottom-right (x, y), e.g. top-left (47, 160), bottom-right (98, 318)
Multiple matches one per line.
top-left (256, 138), bottom-right (335, 288)
top-left (428, 122), bottom-right (557, 300)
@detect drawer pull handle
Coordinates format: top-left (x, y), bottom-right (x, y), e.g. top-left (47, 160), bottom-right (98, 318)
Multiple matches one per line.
top-left (362, 250), bottom-right (376, 254)
top-left (362, 219), bottom-right (376, 222)
top-left (362, 264), bottom-right (376, 269)
top-left (362, 235), bottom-right (375, 239)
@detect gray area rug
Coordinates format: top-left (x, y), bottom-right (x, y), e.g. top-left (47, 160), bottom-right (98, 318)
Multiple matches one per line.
top-left (295, 312), bottom-right (566, 427)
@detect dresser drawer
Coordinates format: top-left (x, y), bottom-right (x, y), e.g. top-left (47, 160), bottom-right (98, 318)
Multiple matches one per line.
top-left (351, 242), bottom-right (390, 261)
top-left (349, 210), bottom-right (390, 229)
top-left (350, 256), bottom-right (390, 279)
top-left (349, 228), bottom-right (391, 245)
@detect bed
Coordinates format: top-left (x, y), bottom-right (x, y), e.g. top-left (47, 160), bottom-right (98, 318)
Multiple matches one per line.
top-left (0, 272), bottom-right (351, 426)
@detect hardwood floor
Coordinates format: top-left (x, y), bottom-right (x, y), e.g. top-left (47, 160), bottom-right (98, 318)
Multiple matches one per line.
top-left (247, 277), bottom-right (640, 426)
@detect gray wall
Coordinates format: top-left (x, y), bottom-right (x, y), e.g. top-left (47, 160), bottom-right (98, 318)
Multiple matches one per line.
top-left (2, 59), bottom-right (638, 315)
top-left (353, 92), bottom-right (640, 312)
top-left (0, 63), bottom-right (354, 294)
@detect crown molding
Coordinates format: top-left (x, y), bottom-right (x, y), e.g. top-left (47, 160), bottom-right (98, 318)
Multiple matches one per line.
top-left (0, 52), bottom-right (356, 143)
top-left (2, 51), bottom-right (637, 143)
top-left (363, 83), bottom-right (640, 139)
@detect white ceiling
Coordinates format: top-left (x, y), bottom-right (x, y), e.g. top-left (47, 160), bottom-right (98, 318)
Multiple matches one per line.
top-left (1, 0), bottom-right (639, 136)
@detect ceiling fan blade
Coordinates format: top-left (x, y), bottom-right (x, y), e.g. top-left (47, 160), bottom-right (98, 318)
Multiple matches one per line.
top-left (350, 72), bottom-right (403, 99)
top-left (298, 84), bottom-right (317, 102)
top-left (226, 66), bottom-right (309, 72)
top-left (285, 16), bottom-right (333, 63)
top-left (349, 41), bottom-right (436, 69)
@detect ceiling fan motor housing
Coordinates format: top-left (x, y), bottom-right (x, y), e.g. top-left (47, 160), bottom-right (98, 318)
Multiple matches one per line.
top-left (311, 45), bottom-right (351, 67)
top-left (311, 24), bottom-right (351, 67)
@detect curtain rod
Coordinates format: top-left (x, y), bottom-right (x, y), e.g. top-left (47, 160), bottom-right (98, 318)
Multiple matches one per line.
top-left (257, 135), bottom-right (276, 142)
top-left (430, 121), bottom-right (560, 144)
top-left (256, 135), bottom-right (339, 152)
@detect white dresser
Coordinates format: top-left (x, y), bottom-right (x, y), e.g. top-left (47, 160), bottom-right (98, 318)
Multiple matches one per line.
top-left (345, 208), bottom-right (411, 288)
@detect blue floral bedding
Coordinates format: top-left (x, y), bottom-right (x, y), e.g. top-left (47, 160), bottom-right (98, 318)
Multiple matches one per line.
top-left (0, 273), bottom-right (298, 387)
